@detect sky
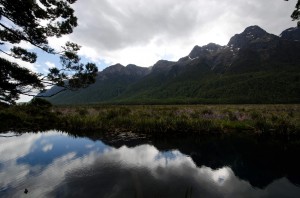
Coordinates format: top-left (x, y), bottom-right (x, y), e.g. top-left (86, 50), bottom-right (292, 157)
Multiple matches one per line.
top-left (0, 0), bottom-right (298, 102)
top-left (68, 0), bottom-right (297, 68)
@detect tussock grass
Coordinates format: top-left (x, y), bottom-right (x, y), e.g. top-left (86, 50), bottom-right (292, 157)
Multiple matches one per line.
top-left (1, 103), bottom-right (299, 138)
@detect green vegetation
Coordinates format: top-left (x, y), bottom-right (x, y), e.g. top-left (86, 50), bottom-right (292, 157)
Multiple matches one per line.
top-left (0, 0), bottom-right (97, 104)
top-left (1, 102), bottom-right (299, 138)
top-left (0, 99), bottom-right (59, 131)
top-left (45, 68), bottom-right (300, 105)
top-left (114, 70), bottom-right (300, 104)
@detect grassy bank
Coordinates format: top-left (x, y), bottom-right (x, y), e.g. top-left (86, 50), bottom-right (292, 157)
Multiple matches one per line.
top-left (1, 101), bottom-right (299, 138)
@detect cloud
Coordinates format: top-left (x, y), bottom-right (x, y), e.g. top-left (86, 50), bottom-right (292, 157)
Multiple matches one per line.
top-left (47, 35), bottom-right (70, 52)
top-left (14, 41), bottom-right (36, 50)
top-left (0, 131), bottom-right (64, 163)
top-left (44, 61), bottom-right (56, 69)
top-left (0, 133), bottom-right (42, 162)
top-left (67, 0), bottom-right (297, 67)
top-left (42, 144), bottom-right (53, 152)
top-left (0, 50), bottom-right (38, 72)
top-left (16, 94), bottom-right (34, 103)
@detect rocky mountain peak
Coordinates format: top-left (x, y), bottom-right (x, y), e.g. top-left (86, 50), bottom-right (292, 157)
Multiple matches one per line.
top-left (102, 63), bottom-right (125, 74)
top-left (280, 27), bottom-right (300, 41)
top-left (152, 60), bottom-right (175, 72)
top-left (101, 63), bottom-right (150, 77)
top-left (227, 25), bottom-right (276, 49)
top-left (243, 25), bottom-right (267, 35)
top-left (189, 45), bottom-right (201, 57)
top-left (189, 45), bottom-right (208, 59)
top-left (202, 43), bottom-right (222, 52)
top-left (126, 64), bottom-right (138, 69)
top-left (125, 64), bottom-right (151, 76)
top-left (189, 43), bottom-right (221, 59)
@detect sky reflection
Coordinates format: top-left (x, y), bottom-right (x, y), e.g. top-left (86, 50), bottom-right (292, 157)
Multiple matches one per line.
top-left (0, 131), bottom-right (299, 198)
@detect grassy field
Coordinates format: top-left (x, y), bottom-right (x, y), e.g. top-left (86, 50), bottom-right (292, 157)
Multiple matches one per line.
top-left (1, 102), bottom-right (299, 138)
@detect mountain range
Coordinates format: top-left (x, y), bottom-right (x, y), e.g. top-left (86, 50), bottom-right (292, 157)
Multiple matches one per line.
top-left (39, 25), bottom-right (300, 104)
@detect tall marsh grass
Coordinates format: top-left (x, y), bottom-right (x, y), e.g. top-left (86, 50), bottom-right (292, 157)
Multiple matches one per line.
top-left (55, 104), bottom-right (300, 136)
top-left (1, 103), bottom-right (299, 137)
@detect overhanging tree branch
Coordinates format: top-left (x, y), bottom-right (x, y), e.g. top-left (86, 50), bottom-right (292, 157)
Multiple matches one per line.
top-left (0, 0), bottom-right (98, 104)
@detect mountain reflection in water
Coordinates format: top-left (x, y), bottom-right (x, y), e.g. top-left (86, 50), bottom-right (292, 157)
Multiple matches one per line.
top-left (0, 131), bottom-right (300, 198)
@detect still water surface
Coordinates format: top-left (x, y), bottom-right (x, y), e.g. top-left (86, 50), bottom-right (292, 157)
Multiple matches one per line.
top-left (0, 131), bottom-right (300, 198)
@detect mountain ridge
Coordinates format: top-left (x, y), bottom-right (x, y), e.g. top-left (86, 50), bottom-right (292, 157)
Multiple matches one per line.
top-left (39, 25), bottom-right (300, 104)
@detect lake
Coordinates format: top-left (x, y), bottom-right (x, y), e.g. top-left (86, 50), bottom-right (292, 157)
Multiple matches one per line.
top-left (1, 131), bottom-right (300, 198)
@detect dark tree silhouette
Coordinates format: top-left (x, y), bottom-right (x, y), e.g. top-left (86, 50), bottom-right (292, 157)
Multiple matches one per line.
top-left (0, 0), bottom-right (98, 104)
top-left (286, 0), bottom-right (300, 26)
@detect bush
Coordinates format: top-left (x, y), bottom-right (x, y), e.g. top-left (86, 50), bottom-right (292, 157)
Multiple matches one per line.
top-left (0, 102), bottom-right (10, 110)
top-left (30, 98), bottom-right (52, 108)
top-left (76, 108), bottom-right (89, 116)
top-left (0, 111), bottom-right (22, 129)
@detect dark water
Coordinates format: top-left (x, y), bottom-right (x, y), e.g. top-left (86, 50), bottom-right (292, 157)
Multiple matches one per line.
top-left (0, 131), bottom-right (300, 198)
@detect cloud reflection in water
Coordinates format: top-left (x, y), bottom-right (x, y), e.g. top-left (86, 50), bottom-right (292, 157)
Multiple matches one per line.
top-left (0, 131), bottom-right (299, 198)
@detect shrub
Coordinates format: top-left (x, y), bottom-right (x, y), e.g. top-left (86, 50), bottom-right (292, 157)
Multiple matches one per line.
top-left (76, 108), bottom-right (89, 116)
top-left (30, 98), bottom-right (52, 108)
